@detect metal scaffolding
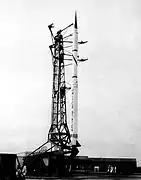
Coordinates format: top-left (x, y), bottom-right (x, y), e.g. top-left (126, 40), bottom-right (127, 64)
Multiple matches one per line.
top-left (24, 23), bottom-right (74, 158)
top-left (22, 14), bottom-right (88, 177)
top-left (48, 24), bottom-right (72, 151)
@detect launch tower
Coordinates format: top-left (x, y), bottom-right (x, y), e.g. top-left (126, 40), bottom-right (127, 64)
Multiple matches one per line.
top-left (23, 12), bottom-right (87, 176)
top-left (48, 23), bottom-right (72, 151)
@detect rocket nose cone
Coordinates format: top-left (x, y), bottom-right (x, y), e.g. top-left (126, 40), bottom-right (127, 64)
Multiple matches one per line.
top-left (75, 11), bottom-right (78, 29)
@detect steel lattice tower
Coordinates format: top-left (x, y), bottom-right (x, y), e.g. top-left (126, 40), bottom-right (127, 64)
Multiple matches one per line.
top-left (22, 15), bottom-right (87, 176)
top-left (23, 15), bottom-right (87, 163)
top-left (48, 27), bottom-right (71, 151)
top-left (23, 23), bottom-right (77, 159)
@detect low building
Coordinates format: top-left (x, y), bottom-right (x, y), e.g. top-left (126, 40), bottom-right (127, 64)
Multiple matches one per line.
top-left (17, 151), bottom-right (137, 176)
top-left (72, 156), bottom-right (137, 174)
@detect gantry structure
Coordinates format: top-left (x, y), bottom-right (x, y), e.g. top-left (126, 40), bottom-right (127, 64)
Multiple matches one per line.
top-left (48, 24), bottom-right (72, 151)
top-left (23, 14), bottom-right (87, 170)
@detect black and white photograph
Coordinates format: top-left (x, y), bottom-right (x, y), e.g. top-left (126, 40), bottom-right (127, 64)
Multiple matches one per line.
top-left (0, 0), bottom-right (141, 179)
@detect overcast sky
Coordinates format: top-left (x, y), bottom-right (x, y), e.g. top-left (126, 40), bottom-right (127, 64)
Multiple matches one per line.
top-left (0, 0), bottom-right (141, 165)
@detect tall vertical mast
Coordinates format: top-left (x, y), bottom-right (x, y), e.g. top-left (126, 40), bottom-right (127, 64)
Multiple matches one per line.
top-left (71, 11), bottom-right (78, 146)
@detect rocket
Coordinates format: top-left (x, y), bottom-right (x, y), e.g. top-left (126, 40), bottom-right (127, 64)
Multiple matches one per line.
top-left (71, 11), bottom-right (78, 146)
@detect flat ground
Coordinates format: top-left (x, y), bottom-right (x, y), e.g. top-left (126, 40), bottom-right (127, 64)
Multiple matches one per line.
top-left (26, 174), bottom-right (141, 180)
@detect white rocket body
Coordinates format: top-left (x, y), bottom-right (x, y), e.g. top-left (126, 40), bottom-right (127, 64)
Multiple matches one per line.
top-left (71, 12), bottom-right (78, 146)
